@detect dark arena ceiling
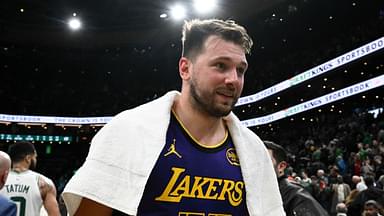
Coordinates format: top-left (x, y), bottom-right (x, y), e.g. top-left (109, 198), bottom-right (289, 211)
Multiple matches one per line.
top-left (0, 0), bottom-right (383, 122)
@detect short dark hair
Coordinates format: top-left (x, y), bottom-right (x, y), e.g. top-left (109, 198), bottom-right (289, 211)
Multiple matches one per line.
top-left (364, 175), bottom-right (375, 187)
top-left (8, 142), bottom-right (36, 163)
top-left (181, 19), bottom-right (253, 61)
top-left (364, 200), bottom-right (379, 209)
top-left (263, 140), bottom-right (287, 163)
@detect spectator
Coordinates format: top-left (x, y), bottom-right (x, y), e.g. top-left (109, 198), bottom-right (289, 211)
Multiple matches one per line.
top-left (0, 151), bottom-right (16, 216)
top-left (335, 202), bottom-right (348, 216)
top-left (264, 140), bottom-right (329, 216)
top-left (348, 175), bottom-right (384, 216)
top-left (362, 200), bottom-right (384, 216)
top-left (330, 175), bottom-right (351, 216)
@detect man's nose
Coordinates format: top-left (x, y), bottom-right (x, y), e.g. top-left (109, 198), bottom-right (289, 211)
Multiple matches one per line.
top-left (225, 68), bottom-right (240, 83)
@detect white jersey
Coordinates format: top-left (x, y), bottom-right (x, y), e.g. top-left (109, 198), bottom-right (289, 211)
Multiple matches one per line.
top-left (0, 170), bottom-right (49, 216)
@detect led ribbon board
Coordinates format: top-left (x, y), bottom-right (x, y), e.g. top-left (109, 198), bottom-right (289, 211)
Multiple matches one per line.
top-left (0, 115), bottom-right (113, 125)
top-left (0, 133), bottom-right (72, 142)
top-left (236, 36), bottom-right (384, 106)
top-left (241, 74), bottom-right (384, 127)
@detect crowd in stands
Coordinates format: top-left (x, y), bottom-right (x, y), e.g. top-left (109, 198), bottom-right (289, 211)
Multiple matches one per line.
top-left (259, 109), bottom-right (384, 215)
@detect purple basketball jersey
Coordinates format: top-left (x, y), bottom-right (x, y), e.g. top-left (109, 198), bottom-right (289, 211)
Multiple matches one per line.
top-left (137, 112), bottom-right (249, 216)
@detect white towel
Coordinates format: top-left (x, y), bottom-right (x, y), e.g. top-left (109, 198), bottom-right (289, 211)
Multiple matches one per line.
top-left (62, 91), bottom-right (285, 216)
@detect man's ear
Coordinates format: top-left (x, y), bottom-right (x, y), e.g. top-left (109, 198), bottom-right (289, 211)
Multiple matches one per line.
top-left (25, 154), bottom-right (32, 164)
top-left (179, 57), bottom-right (191, 80)
top-left (0, 170), bottom-right (8, 187)
top-left (277, 161), bottom-right (288, 175)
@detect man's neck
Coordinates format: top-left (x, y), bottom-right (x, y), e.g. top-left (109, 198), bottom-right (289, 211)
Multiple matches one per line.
top-left (173, 96), bottom-right (227, 147)
top-left (12, 163), bottom-right (29, 173)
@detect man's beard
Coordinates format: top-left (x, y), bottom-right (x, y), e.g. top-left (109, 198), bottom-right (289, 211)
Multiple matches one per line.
top-left (189, 77), bottom-right (238, 117)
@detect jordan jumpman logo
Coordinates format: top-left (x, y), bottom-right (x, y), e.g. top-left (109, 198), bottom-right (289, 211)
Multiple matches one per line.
top-left (164, 138), bottom-right (182, 158)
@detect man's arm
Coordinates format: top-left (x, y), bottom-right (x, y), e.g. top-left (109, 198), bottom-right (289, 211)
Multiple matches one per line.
top-left (39, 176), bottom-right (60, 216)
top-left (74, 198), bottom-right (113, 216)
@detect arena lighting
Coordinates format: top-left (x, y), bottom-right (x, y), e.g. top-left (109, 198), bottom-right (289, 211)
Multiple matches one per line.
top-left (170, 4), bottom-right (186, 20)
top-left (68, 18), bottom-right (81, 30)
top-left (193, 0), bottom-right (217, 13)
top-left (236, 36), bottom-right (384, 106)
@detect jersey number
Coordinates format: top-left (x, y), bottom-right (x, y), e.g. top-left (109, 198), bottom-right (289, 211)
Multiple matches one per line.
top-left (10, 196), bottom-right (26, 216)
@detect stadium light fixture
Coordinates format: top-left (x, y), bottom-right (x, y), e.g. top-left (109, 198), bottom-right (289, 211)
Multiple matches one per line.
top-left (170, 4), bottom-right (186, 20)
top-left (68, 18), bottom-right (82, 30)
top-left (193, 0), bottom-right (217, 14)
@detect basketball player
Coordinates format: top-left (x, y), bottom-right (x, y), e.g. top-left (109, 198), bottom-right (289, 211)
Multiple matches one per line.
top-left (0, 142), bottom-right (60, 216)
top-left (0, 151), bottom-right (17, 216)
top-left (63, 19), bottom-right (285, 216)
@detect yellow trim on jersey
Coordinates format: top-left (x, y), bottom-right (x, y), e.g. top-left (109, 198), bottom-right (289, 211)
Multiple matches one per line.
top-left (171, 109), bottom-right (228, 149)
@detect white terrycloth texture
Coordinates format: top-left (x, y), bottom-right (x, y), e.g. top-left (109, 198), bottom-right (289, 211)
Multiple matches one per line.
top-left (62, 91), bottom-right (285, 216)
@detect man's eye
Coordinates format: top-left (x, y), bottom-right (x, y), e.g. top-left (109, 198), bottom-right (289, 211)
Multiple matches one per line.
top-left (237, 67), bottom-right (246, 75)
top-left (215, 63), bottom-right (226, 70)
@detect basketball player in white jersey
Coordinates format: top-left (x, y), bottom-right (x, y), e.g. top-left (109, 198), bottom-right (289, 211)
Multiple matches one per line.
top-left (0, 142), bottom-right (60, 216)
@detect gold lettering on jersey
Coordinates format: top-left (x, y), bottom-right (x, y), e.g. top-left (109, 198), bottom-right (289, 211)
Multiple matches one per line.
top-left (179, 212), bottom-right (205, 216)
top-left (208, 214), bottom-right (231, 216)
top-left (5, 184), bottom-right (30, 194)
top-left (217, 180), bottom-right (244, 206)
top-left (155, 167), bottom-right (244, 207)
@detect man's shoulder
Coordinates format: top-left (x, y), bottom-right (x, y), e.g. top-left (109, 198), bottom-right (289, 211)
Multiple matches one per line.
top-left (0, 194), bottom-right (16, 216)
top-left (0, 194), bottom-right (9, 201)
top-left (281, 181), bottom-right (329, 215)
top-left (32, 171), bottom-right (55, 187)
top-left (280, 178), bottom-right (305, 192)
top-left (0, 194), bottom-right (15, 206)
top-left (225, 112), bottom-right (260, 140)
top-left (281, 179), bottom-right (317, 200)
